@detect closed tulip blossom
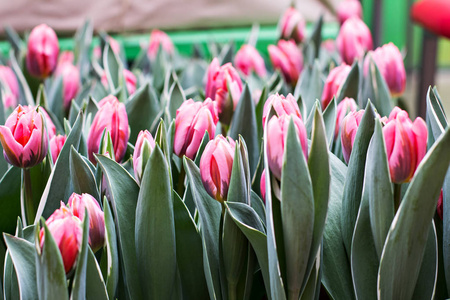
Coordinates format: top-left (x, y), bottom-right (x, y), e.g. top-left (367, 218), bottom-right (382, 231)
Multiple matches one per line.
top-left (133, 130), bottom-right (156, 184)
top-left (200, 135), bottom-right (235, 202)
top-left (341, 109), bottom-right (365, 164)
top-left (26, 24), bottom-right (59, 78)
top-left (0, 66), bottom-right (19, 110)
top-left (321, 64), bottom-right (352, 109)
top-left (205, 58), bottom-right (243, 124)
top-left (268, 39), bottom-right (303, 86)
top-left (55, 63), bottom-right (80, 110)
top-left (148, 29), bottom-right (174, 60)
top-left (68, 193), bottom-right (105, 252)
top-left (0, 105), bottom-right (48, 168)
top-left (260, 169), bottom-right (266, 203)
top-left (234, 44), bottom-right (267, 77)
top-left (336, 17), bottom-right (373, 65)
top-left (87, 95), bottom-right (129, 164)
top-left (262, 93), bottom-right (302, 128)
top-left (364, 43), bottom-right (406, 96)
top-left (335, 97), bottom-right (358, 138)
top-left (383, 107), bottom-right (427, 183)
top-left (337, 0), bottom-right (363, 24)
top-left (266, 114), bottom-right (308, 180)
top-left (411, 0), bottom-right (450, 39)
top-left (174, 98), bottom-right (218, 159)
top-left (50, 134), bottom-right (66, 164)
top-left (279, 7), bottom-right (306, 44)
top-left (40, 202), bottom-right (82, 273)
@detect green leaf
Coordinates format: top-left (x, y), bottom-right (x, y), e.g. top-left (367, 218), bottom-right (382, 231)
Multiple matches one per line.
top-left (0, 167), bottom-right (21, 235)
top-left (96, 155), bottom-right (142, 300)
top-left (9, 50), bottom-right (34, 106)
top-left (426, 86), bottom-right (447, 147)
top-left (71, 212), bottom-right (90, 300)
top-left (103, 44), bottom-right (121, 91)
top-left (250, 190), bottom-right (266, 228)
top-left (47, 75), bottom-right (65, 125)
top-left (34, 111), bottom-right (83, 221)
top-left (69, 146), bottom-right (99, 200)
top-left (35, 221), bottom-right (68, 300)
top-left (322, 97), bottom-right (336, 148)
top-left (361, 58), bottom-right (392, 117)
top-left (255, 86), bottom-right (268, 142)
top-left (294, 61), bottom-right (324, 115)
top-left (103, 198), bottom-right (119, 299)
top-left (378, 126), bottom-right (450, 300)
top-left (86, 248), bottom-right (109, 300)
top-left (337, 61), bottom-right (359, 103)
top-left (74, 20), bottom-right (93, 81)
top-left (306, 15), bottom-right (323, 59)
top-left (135, 145), bottom-right (176, 298)
top-left (167, 81), bottom-right (186, 120)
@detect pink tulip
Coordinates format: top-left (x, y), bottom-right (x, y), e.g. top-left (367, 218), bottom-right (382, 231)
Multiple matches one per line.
top-left (55, 63), bottom-right (80, 111)
top-left (58, 51), bottom-right (74, 65)
top-left (205, 58), bottom-right (243, 124)
top-left (268, 40), bottom-right (303, 86)
top-left (266, 114), bottom-right (308, 180)
top-left (199, 135), bottom-right (235, 202)
top-left (262, 93), bottom-right (302, 128)
top-left (50, 134), bottom-right (66, 164)
top-left (335, 97), bottom-right (358, 138)
top-left (0, 66), bottom-right (19, 110)
top-left (148, 29), bottom-right (174, 60)
top-left (174, 98), bottom-right (218, 160)
top-left (26, 24), bottom-right (59, 78)
top-left (260, 169), bottom-right (266, 203)
top-left (87, 95), bottom-right (129, 164)
top-left (40, 202), bottom-right (82, 273)
top-left (341, 109), bottom-right (365, 163)
top-left (321, 64), bottom-right (352, 109)
top-left (411, 0), bottom-right (450, 39)
top-left (364, 43), bottom-right (406, 96)
top-left (133, 130), bottom-right (156, 184)
top-left (279, 7), bottom-right (306, 44)
top-left (234, 44), bottom-right (267, 77)
top-left (337, 0), bottom-right (363, 25)
top-left (383, 107), bottom-right (427, 183)
top-left (336, 17), bottom-right (373, 65)
top-left (68, 193), bottom-right (105, 252)
top-left (0, 105), bottom-right (48, 168)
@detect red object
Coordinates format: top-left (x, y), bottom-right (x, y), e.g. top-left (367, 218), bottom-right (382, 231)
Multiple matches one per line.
top-left (411, 0), bottom-right (450, 39)
top-left (268, 39), bottom-right (303, 86)
top-left (341, 109), bottom-right (365, 164)
top-left (50, 134), bottom-right (66, 164)
top-left (26, 24), bottom-right (59, 78)
top-left (260, 169), bottom-right (266, 203)
top-left (279, 7), bottom-right (306, 44)
top-left (133, 130), bottom-right (156, 184)
top-left (321, 64), bottom-right (352, 109)
top-left (335, 97), bottom-right (358, 139)
top-left (262, 93), bottom-right (302, 128)
top-left (234, 44), bottom-right (267, 77)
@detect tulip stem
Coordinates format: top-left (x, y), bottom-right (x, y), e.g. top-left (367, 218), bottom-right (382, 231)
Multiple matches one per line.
top-left (394, 183), bottom-right (402, 212)
top-left (227, 281), bottom-right (237, 300)
top-left (21, 168), bottom-right (34, 226)
top-left (176, 167), bottom-right (186, 197)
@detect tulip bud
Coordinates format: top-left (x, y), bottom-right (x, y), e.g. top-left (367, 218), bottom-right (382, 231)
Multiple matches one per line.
top-left (26, 24), bottom-right (59, 78)
top-left (266, 114), bottom-right (308, 180)
top-left (68, 193), bottom-right (105, 252)
top-left (337, 0), bottom-right (362, 24)
top-left (262, 93), bottom-right (302, 128)
top-left (437, 190), bottom-right (443, 220)
top-left (0, 105), bottom-right (48, 168)
top-left (205, 58), bottom-right (243, 125)
top-left (336, 17), bottom-right (373, 65)
top-left (234, 44), bottom-right (267, 77)
top-left (383, 107), bottom-right (427, 183)
top-left (341, 109), bottom-right (365, 163)
top-left (50, 134), bottom-right (66, 164)
top-left (335, 97), bottom-right (358, 139)
top-left (133, 130), bottom-right (156, 184)
top-left (268, 40), bottom-right (303, 86)
top-left (40, 202), bottom-right (82, 273)
top-left (87, 95), bottom-right (129, 164)
top-left (148, 29), bottom-right (174, 60)
top-left (364, 43), bottom-right (406, 96)
top-left (174, 98), bottom-right (218, 159)
top-left (199, 135), bottom-right (235, 202)
top-left (411, 0), bottom-right (450, 39)
top-left (0, 66), bottom-right (19, 110)
top-left (55, 63), bottom-right (80, 111)
top-left (260, 169), bottom-right (266, 203)
top-left (279, 7), bottom-right (306, 44)
top-left (321, 64), bottom-right (352, 109)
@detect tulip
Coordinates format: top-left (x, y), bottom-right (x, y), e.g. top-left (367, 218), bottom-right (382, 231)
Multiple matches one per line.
top-left (199, 135), bottom-right (235, 202)
top-left (58, 51), bottom-right (74, 65)
top-left (279, 7), bottom-right (306, 44)
top-left (148, 29), bottom-right (174, 60)
top-left (174, 98), bottom-right (218, 159)
top-left (55, 63), bottom-right (80, 111)
top-left (0, 66), bottom-right (19, 110)
top-left (266, 114), bottom-right (308, 180)
top-left (336, 17), bottom-right (373, 65)
top-left (40, 202), bottom-right (82, 273)
top-left (133, 130), bottom-right (156, 184)
top-left (234, 44), bottom-right (267, 77)
top-left (68, 193), bottom-right (105, 252)
top-left (321, 64), bottom-right (352, 109)
top-left (437, 189), bottom-right (443, 220)
top-left (337, 0), bottom-right (363, 25)
top-left (262, 93), bottom-right (302, 128)
top-left (364, 43), bottom-right (406, 96)
top-left (341, 109), bottom-right (365, 164)
top-left (101, 69), bottom-right (137, 96)
top-left (0, 105), bottom-right (48, 168)
top-left (335, 97), bottom-right (358, 139)
top-left (50, 134), bottom-right (66, 164)
top-left (411, 0), bottom-right (450, 39)
top-left (26, 24), bottom-right (59, 78)
top-left (205, 58), bottom-right (243, 125)
top-left (260, 169), bottom-right (266, 203)
top-left (87, 95), bottom-right (129, 164)
top-left (268, 39), bottom-right (303, 86)
top-left (383, 107), bottom-right (427, 183)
